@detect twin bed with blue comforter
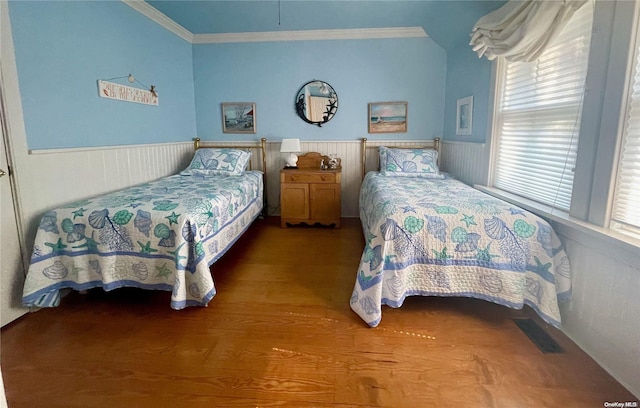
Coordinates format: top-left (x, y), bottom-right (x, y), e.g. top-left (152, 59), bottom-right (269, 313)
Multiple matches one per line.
top-left (350, 142), bottom-right (571, 328)
top-left (23, 140), bottom-right (266, 310)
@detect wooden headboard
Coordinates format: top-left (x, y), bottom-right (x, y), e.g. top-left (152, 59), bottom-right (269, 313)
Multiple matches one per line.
top-left (192, 137), bottom-right (268, 216)
top-left (360, 137), bottom-right (441, 180)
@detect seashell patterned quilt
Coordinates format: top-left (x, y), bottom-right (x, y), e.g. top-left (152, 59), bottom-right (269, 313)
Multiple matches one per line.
top-left (351, 172), bottom-right (571, 328)
top-left (23, 171), bottom-right (263, 310)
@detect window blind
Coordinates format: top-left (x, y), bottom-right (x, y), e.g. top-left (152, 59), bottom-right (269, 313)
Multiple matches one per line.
top-left (611, 22), bottom-right (640, 233)
top-left (492, 2), bottom-right (593, 211)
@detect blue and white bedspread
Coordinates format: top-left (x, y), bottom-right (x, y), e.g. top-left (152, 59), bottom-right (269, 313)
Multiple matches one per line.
top-left (351, 172), bottom-right (571, 328)
top-left (23, 171), bottom-right (263, 310)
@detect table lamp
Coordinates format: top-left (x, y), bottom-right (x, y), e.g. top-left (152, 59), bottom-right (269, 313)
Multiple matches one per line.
top-left (280, 138), bottom-right (301, 168)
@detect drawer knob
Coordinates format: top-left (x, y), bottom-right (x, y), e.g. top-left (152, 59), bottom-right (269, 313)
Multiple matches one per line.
top-left (290, 176), bottom-right (297, 181)
top-left (321, 176), bottom-right (327, 181)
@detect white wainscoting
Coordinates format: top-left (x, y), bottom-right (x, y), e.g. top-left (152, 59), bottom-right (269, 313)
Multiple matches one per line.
top-left (554, 225), bottom-right (640, 397)
top-left (439, 141), bottom-right (489, 186)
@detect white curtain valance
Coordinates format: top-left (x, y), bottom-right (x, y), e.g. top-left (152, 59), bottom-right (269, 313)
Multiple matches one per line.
top-left (470, 0), bottom-right (588, 62)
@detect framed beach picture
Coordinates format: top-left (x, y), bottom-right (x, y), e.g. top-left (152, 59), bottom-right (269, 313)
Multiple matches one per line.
top-left (368, 102), bottom-right (408, 133)
top-left (456, 96), bottom-right (473, 135)
top-left (222, 102), bottom-right (256, 134)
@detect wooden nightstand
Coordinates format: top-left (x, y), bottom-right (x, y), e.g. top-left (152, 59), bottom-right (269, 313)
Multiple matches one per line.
top-left (280, 152), bottom-right (341, 228)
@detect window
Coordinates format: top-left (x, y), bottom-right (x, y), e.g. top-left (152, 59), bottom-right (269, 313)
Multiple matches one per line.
top-left (611, 16), bottom-right (640, 236)
top-left (491, 2), bottom-right (594, 211)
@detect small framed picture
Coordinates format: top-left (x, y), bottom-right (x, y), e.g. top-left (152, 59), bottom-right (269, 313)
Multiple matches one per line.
top-left (368, 101), bottom-right (408, 133)
top-left (222, 102), bottom-right (256, 134)
top-left (456, 96), bottom-right (473, 135)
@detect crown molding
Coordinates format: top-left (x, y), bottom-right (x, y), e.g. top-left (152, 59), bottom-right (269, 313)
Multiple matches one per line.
top-left (192, 27), bottom-right (428, 44)
top-left (122, 0), bottom-right (193, 43)
top-left (122, 1), bottom-right (428, 45)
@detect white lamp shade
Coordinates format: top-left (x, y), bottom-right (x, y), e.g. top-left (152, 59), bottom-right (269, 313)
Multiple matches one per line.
top-left (280, 138), bottom-right (301, 153)
top-left (280, 138), bottom-right (301, 168)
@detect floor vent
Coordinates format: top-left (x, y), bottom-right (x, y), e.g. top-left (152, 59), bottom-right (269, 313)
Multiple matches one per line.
top-left (514, 318), bottom-right (564, 353)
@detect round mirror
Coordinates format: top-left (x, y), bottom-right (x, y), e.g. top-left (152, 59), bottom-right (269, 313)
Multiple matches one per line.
top-left (295, 80), bottom-right (338, 127)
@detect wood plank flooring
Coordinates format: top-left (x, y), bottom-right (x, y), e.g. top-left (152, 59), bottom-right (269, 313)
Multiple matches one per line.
top-left (2, 217), bottom-right (637, 407)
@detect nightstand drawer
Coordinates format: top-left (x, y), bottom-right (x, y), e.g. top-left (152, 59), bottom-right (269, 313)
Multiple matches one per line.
top-left (283, 172), bottom-right (336, 184)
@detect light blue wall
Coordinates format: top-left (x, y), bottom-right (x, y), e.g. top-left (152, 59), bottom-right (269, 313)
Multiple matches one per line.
top-left (8, 0), bottom-right (502, 148)
top-left (9, 1), bottom-right (197, 150)
top-left (440, 1), bottom-right (504, 144)
top-left (443, 45), bottom-right (494, 143)
top-left (193, 37), bottom-right (447, 142)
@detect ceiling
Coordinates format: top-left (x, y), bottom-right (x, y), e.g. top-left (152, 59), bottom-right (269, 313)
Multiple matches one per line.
top-left (146, 0), bottom-right (505, 52)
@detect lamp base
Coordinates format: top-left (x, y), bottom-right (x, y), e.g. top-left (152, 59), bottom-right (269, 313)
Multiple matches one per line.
top-left (285, 153), bottom-right (299, 168)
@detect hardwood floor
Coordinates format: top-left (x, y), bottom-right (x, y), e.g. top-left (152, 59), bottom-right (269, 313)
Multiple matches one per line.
top-left (2, 217), bottom-right (636, 407)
